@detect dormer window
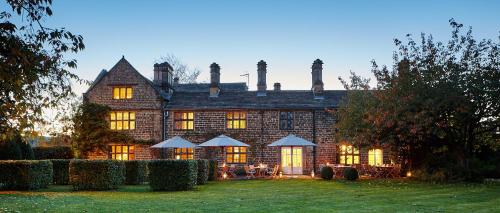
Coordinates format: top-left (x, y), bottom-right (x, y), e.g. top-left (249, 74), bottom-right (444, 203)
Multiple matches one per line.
top-left (113, 87), bottom-right (133, 99)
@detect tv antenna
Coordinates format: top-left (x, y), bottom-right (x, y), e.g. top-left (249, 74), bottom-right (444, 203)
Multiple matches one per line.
top-left (240, 72), bottom-right (249, 89)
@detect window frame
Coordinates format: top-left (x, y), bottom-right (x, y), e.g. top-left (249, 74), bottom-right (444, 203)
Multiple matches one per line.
top-left (110, 145), bottom-right (135, 160)
top-left (368, 148), bottom-right (383, 166)
top-left (112, 86), bottom-right (133, 100)
top-left (226, 111), bottom-right (247, 130)
top-left (173, 112), bottom-right (195, 131)
top-left (225, 146), bottom-right (247, 164)
top-left (338, 144), bottom-right (360, 165)
top-left (174, 148), bottom-right (194, 160)
top-left (110, 111), bottom-right (136, 131)
top-left (279, 111), bottom-right (294, 130)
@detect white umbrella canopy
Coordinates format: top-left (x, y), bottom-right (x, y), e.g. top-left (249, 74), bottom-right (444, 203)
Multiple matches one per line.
top-left (151, 136), bottom-right (197, 148)
top-left (198, 134), bottom-right (250, 147)
top-left (268, 134), bottom-right (317, 147)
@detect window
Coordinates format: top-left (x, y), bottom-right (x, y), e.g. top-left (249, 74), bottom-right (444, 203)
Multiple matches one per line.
top-left (174, 148), bottom-right (194, 160)
top-left (339, 145), bottom-right (359, 165)
top-left (226, 112), bottom-right (247, 129)
top-left (174, 112), bottom-right (194, 130)
top-left (113, 87), bottom-right (133, 99)
top-left (110, 111), bottom-right (136, 130)
top-left (368, 149), bottom-right (383, 166)
top-left (110, 145), bottom-right (135, 160)
top-left (226, 146), bottom-right (247, 164)
top-left (279, 111), bottom-right (294, 130)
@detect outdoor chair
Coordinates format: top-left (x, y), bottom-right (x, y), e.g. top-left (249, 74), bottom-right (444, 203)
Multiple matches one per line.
top-left (244, 165), bottom-right (256, 179)
top-left (267, 165), bottom-right (279, 178)
top-left (228, 165), bottom-right (237, 178)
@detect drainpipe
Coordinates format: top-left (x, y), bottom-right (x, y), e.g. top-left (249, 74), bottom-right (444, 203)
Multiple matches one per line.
top-left (260, 110), bottom-right (265, 162)
top-left (312, 110), bottom-right (317, 172)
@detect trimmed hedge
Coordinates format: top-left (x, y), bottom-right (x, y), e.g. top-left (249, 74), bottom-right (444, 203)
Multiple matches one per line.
top-left (343, 167), bottom-right (359, 181)
top-left (0, 160), bottom-right (53, 190)
top-left (51, 159), bottom-right (70, 185)
top-left (208, 160), bottom-right (218, 181)
top-left (149, 160), bottom-right (197, 191)
top-left (33, 146), bottom-right (74, 159)
top-left (321, 166), bottom-right (334, 180)
top-left (69, 160), bottom-right (125, 191)
top-left (196, 159), bottom-right (209, 185)
top-left (124, 160), bottom-right (148, 185)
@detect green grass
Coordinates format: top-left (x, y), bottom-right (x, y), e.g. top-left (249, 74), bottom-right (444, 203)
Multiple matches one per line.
top-left (1, 179), bottom-right (499, 212)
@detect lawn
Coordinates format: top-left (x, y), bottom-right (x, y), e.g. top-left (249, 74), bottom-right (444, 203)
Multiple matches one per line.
top-left (1, 179), bottom-right (499, 212)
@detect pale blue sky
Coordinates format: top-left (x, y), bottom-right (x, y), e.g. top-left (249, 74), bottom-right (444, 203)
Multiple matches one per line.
top-left (33, 0), bottom-right (500, 92)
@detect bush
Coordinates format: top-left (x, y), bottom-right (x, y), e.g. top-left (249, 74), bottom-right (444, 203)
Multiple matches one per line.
top-left (208, 160), bottom-right (218, 181)
top-left (19, 141), bottom-right (34, 160)
top-left (0, 160), bottom-right (53, 190)
top-left (149, 160), bottom-right (197, 191)
top-left (0, 132), bottom-right (33, 160)
top-left (343, 167), bottom-right (359, 181)
top-left (51, 159), bottom-right (70, 185)
top-left (124, 160), bottom-right (148, 185)
top-left (196, 159), bottom-right (209, 185)
top-left (69, 160), bottom-right (124, 191)
top-left (33, 146), bottom-right (74, 159)
top-left (320, 166), bottom-right (334, 180)
top-left (234, 167), bottom-right (246, 176)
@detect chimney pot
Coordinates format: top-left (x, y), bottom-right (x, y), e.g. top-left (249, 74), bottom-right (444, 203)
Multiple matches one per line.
top-left (312, 59), bottom-right (324, 93)
top-left (210, 63), bottom-right (221, 97)
top-left (153, 62), bottom-right (173, 91)
top-left (273, 83), bottom-right (281, 91)
top-left (257, 60), bottom-right (267, 95)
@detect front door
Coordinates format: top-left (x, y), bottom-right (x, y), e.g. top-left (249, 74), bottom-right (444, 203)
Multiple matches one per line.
top-left (281, 147), bottom-right (303, 175)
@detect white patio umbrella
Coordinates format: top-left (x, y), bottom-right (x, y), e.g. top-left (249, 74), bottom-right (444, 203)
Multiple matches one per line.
top-left (268, 134), bottom-right (316, 176)
top-left (198, 135), bottom-right (249, 165)
top-left (150, 136), bottom-right (197, 159)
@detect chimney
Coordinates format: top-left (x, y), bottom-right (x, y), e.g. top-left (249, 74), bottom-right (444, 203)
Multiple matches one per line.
top-left (173, 77), bottom-right (179, 86)
top-left (257, 60), bottom-right (267, 96)
top-left (209, 63), bottom-right (220, 97)
top-left (311, 59), bottom-right (324, 93)
top-left (273, 82), bottom-right (281, 91)
top-left (154, 62), bottom-right (173, 91)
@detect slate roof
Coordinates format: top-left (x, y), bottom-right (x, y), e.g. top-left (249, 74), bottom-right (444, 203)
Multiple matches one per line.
top-left (174, 83), bottom-right (247, 92)
top-left (166, 90), bottom-right (347, 110)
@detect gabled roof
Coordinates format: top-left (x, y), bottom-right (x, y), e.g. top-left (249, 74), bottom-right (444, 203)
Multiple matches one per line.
top-left (174, 82), bottom-right (247, 92)
top-left (166, 90), bottom-right (347, 110)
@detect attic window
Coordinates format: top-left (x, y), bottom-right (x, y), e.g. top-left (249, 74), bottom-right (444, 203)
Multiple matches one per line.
top-left (113, 87), bottom-right (133, 99)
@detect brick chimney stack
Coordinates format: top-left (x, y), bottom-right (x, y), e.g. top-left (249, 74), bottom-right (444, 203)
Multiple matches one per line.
top-left (311, 59), bottom-right (324, 93)
top-left (209, 63), bottom-right (220, 97)
top-left (257, 60), bottom-right (267, 96)
top-left (273, 82), bottom-right (281, 91)
top-left (153, 62), bottom-right (173, 91)
top-left (173, 77), bottom-right (179, 86)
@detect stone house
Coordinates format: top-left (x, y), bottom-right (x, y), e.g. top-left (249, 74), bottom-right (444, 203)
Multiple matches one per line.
top-left (84, 56), bottom-right (391, 174)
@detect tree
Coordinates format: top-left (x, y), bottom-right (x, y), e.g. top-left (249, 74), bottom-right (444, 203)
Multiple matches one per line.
top-left (336, 19), bottom-right (500, 180)
top-left (156, 54), bottom-right (200, 83)
top-left (0, 0), bottom-right (85, 139)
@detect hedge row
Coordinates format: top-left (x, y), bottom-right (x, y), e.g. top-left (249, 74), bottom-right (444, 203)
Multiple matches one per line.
top-left (51, 159), bottom-right (70, 185)
top-left (196, 159), bottom-right (209, 185)
top-left (69, 160), bottom-right (124, 191)
top-left (124, 160), bottom-right (148, 185)
top-left (208, 160), bottom-right (218, 181)
top-left (149, 160), bottom-right (197, 191)
top-left (33, 146), bottom-right (74, 159)
top-left (0, 160), bottom-right (53, 190)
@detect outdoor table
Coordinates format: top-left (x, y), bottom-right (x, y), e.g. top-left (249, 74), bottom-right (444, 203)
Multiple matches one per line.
top-left (253, 166), bottom-right (268, 177)
top-left (330, 165), bottom-right (351, 178)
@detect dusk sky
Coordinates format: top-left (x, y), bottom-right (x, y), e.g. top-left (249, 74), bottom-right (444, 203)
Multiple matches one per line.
top-left (38, 0), bottom-right (500, 92)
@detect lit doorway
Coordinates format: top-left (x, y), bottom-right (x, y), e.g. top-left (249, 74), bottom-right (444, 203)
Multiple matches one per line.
top-left (281, 146), bottom-right (303, 175)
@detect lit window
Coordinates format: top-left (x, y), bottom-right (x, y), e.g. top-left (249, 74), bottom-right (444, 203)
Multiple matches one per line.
top-left (368, 149), bottom-right (383, 166)
top-left (113, 87), bottom-right (133, 99)
top-left (174, 112), bottom-right (194, 130)
top-left (226, 146), bottom-right (247, 164)
top-left (110, 111), bottom-right (136, 130)
top-left (174, 148), bottom-right (194, 160)
top-left (339, 145), bottom-right (359, 165)
top-left (279, 111), bottom-right (293, 130)
top-left (226, 112), bottom-right (247, 129)
top-left (110, 145), bottom-right (135, 160)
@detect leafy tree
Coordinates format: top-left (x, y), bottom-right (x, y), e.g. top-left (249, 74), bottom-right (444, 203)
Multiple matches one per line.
top-left (157, 54), bottom-right (201, 83)
top-left (336, 20), bottom-right (499, 180)
top-left (0, 0), bottom-right (85, 139)
top-left (71, 102), bottom-right (132, 158)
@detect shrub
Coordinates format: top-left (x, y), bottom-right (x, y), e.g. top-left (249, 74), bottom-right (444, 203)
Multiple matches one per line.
top-left (234, 167), bottom-right (246, 176)
top-left (320, 166), bottom-right (334, 180)
top-left (208, 160), bottom-right (218, 181)
top-left (0, 132), bottom-right (33, 160)
top-left (196, 159), bottom-right (209, 185)
top-left (124, 160), bottom-right (148, 185)
top-left (33, 146), bottom-right (74, 159)
top-left (51, 159), bottom-right (70, 185)
top-left (0, 160), bottom-right (53, 190)
top-left (343, 167), bottom-right (359, 181)
top-left (69, 160), bottom-right (124, 191)
top-left (149, 160), bottom-right (197, 191)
